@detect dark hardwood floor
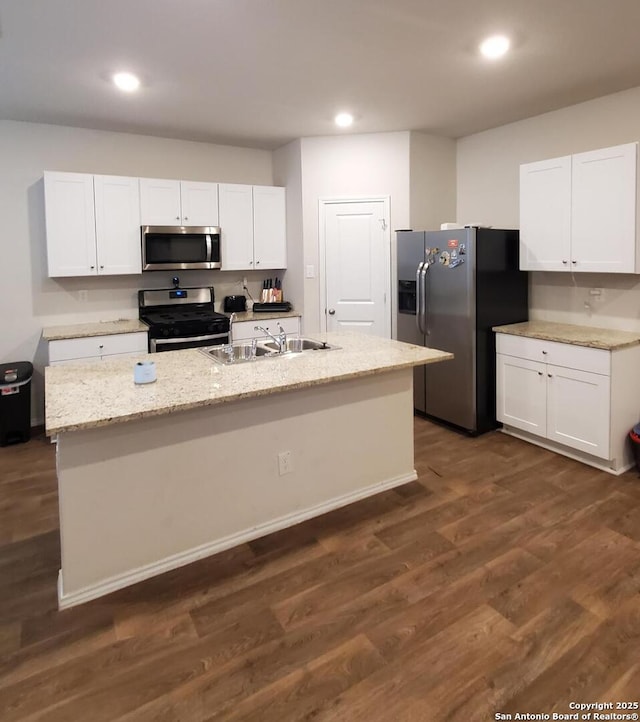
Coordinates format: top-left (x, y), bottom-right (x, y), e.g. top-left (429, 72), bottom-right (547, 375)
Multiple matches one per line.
top-left (1, 418), bottom-right (639, 721)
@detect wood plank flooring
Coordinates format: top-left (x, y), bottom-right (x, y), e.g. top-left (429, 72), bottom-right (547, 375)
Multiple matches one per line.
top-left (1, 418), bottom-right (639, 720)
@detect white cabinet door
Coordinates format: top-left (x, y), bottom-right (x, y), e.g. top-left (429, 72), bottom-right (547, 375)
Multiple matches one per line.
top-left (496, 353), bottom-right (547, 436)
top-left (139, 178), bottom-right (182, 225)
top-left (253, 185), bottom-right (287, 269)
top-left (546, 365), bottom-right (610, 459)
top-left (571, 143), bottom-right (638, 273)
top-left (519, 156), bottom-right (572, 271)
top-left (180, 181), bottom-right (219, 226)
top-left (45, 171), bottom-right (97, 277)
top-left (94, 175), bottom-right (142, 275)
top-left (219, 184), bottom-right (254, 271)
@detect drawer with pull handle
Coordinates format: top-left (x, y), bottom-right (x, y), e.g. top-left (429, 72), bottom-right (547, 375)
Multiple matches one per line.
top-left (496, 333), bottom-right (610, 376)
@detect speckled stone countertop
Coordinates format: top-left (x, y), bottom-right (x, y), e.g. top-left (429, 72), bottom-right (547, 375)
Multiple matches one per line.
top-left (228, 309), bottom-right (301, 323)
top-left (493, 321), bottom-right (640, 351)
top-left (45, 333), bottom-right (452, 435)
top-left (43, 319), bottom-right (148, 341)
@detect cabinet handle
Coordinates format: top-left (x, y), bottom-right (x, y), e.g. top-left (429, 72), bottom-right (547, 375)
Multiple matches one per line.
top-left (99, 344), bottom-right (104, 349)
top-left (571, 260), bottom-right (577, 265)
top-left (256, 260), bottom-right (260, 265)
top-left (184, 217), bottom-right (188, 221)
top-left (538, 371), bottom-right (543, 376)
top-left (249, 261), bottom-right (253, 265)
top-left (542, 350), bottom-right (547, 355)
top-left (100, 265), bottom-right (104, 270)
top-left (562, 260), bottom-right (568, 264)
top-left (90, 265), bottom-right (95, 269)
top-left (176, 216), bottom-right (180, 220)
top-left (547, 373), bottom-right (552, 378)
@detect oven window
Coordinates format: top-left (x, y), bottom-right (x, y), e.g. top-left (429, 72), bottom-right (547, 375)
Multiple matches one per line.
top-left (145, 234), bottom-right (209, 264)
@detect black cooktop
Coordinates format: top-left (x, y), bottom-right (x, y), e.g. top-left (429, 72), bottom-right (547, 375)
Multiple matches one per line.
top-left (141, 307), bottom-right (228, 328)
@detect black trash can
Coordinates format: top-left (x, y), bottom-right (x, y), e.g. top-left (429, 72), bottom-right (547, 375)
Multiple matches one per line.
top-left (0, 362), bottom-right (33, 446)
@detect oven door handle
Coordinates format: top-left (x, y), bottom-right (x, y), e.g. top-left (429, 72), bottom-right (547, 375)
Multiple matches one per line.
top-left (150, 332), bottom-right (228, 351)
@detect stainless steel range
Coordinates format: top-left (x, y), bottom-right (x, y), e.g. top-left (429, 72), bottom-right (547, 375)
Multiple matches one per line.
top-left (139, 280), bottom-right (230, 353)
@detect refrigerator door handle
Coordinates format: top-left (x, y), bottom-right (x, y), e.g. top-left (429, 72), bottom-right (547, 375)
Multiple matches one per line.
top-left (416, 262), bottom-right (425, 334)
top-left (420, 262), bottom-right (429, 335)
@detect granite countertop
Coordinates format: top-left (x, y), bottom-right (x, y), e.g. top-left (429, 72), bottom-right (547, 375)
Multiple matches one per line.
top-left (493, 321), bottom-right (640, 351)
top-left (228, 309), bottom-right (302, 323)
top-left (45, 334), bottom-right (452, 435)
top-left (43, 319), bottom-right (148, 341)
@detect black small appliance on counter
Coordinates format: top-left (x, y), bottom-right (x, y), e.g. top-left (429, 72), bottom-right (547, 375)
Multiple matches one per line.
top-left (223, 295), bottom-right (246, 313)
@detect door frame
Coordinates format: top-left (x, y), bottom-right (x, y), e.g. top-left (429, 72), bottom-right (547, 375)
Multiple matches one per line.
top-left (318, 196), bottom-right (391, 336)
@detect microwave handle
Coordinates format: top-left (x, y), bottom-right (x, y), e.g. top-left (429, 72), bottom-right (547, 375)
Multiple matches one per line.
top-left (206, 234), bottom-right (212, 263)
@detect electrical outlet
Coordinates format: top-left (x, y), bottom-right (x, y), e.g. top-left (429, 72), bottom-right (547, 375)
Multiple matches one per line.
top-left (589, 288), bottom-right (604, 298)
top-left (278, 450), bottom-right (293, 476)
top-left (78, 290), bottom-right (88, 303)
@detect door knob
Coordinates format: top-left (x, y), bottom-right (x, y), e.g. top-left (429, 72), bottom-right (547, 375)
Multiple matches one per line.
top-left (328, 309), bottom-right (336, 315)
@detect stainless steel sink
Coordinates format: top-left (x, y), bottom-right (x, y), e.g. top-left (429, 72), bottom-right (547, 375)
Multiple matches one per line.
top-left (259, 337), bottom-right (339, 353)
top-left (200, 337), bottom-right (339, 365)
top-left (200, 341), bottom-right (260, 364)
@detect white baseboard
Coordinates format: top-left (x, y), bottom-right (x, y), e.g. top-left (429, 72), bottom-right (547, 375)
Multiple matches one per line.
top-left (58, 470), bottom-right (417, 610)
top-left (500, 426), bottom-right (634, 476)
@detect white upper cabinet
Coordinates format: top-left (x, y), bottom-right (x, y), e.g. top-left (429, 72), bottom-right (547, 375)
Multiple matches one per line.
top-left (139, 178), bottom-right (218, 226)
top-left (180, 181), bottom-right (219, 226)
top-left (520, 142), bottom-right (639, 273)
top-left (139, 178), bottom-right (182, 225)
top-left (253, 185), bottom-right (287, 270)
top-left (45, 171), bottom-right (97, 277)
top-left (571, 143), bottom-right (637, 273)
top-left (519, 156), bottom-right (572, 271)
top-left (219, 184), bottom-right (254, 271)
top-left (94, 175), bottom-right (141, 275)
top-left (45, 171), bottom-right (142, 278)
top-left (219, 183), bottom-right (287, 271)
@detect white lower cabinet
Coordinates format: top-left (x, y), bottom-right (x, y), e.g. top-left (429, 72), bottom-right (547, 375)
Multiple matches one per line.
top-left (49, 332), bottom-right (148, 365)
top-left (496, 333), bottom-right (640, 474)
top-left (545, 365), bottom-right (610, 457)
top-left (232, 316), bottom-right (300, 342)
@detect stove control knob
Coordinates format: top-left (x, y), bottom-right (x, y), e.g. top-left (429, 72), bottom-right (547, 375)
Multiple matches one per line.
top-left (162, 329), bottom-right (170, 337)
top-left (173, 328), bottom-right (180, 336)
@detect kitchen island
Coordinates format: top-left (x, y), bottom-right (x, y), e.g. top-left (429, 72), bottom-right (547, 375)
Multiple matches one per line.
top-left (46, 333), bottom-right (452, 608)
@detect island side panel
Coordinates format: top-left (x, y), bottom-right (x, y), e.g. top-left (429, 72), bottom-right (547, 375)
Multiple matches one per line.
top-left (56, 368), bottom-right (416, 607)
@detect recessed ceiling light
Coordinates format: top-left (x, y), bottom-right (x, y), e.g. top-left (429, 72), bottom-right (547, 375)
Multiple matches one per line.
top-left (335, 112), bottom-right (354, 128)
top-left (112, 72), bottom-right (141, 92)
top-left (479, 35), bottom-right (510, 59)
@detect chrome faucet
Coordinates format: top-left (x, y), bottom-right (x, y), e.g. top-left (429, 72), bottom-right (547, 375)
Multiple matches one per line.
top-left (229, 312), bottom-right (236, 343)
top-left (255, 323), bottom-right (287, 352)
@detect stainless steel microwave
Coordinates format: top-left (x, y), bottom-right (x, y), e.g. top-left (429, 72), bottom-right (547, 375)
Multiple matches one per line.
top-left (141, 226), bottom-right (221, 271)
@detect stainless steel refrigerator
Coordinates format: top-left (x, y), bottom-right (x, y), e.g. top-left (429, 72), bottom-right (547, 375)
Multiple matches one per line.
top-left (397, 228), bottom-right (528, 434)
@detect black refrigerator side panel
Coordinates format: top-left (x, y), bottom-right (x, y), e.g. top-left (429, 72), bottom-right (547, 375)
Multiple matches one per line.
top-left (475, 229), bottom-right (529, 433)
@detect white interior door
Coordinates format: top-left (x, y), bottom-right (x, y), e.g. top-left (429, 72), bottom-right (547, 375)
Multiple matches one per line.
top-left (322, 199), bottom-right (390, 336)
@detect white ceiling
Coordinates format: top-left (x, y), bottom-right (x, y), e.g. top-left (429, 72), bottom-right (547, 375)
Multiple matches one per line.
top-left (2, 0), bottom-right (640, 150)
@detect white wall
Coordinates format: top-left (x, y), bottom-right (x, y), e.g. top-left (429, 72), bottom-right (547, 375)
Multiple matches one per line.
top-left (410, 131), bottom-right (457, 231)
top-left (456, 85), bottom-right (640, 331)
top-left (299, 132), bottom-right (411, 334)
top-left (0, 120), bottom-right (273, 424)
top-left (273, 139), bottom-right (304, 317)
